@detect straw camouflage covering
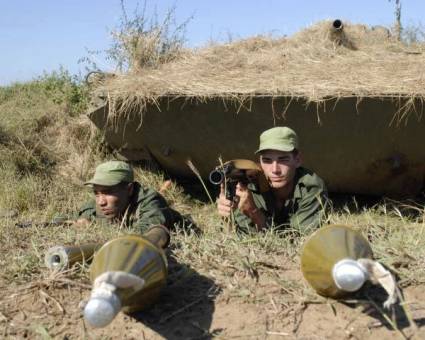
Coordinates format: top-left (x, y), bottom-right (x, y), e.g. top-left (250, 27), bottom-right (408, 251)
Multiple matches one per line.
top-left (92, 20), bottom-right (425, 111)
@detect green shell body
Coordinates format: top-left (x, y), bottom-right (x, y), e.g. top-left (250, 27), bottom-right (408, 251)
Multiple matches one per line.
top-left (90, 234), bottom-right (167, 313)
top-left (300, 224), bottom-right (373, 298)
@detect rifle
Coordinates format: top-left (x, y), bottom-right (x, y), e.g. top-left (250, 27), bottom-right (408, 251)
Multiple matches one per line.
top-left (16, 216), bottom-right (73, 228)
top-left (209, 159), bottom-right (269, 201)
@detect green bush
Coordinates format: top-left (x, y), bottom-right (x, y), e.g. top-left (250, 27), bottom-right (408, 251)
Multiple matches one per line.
top-left (35, 68), bottom-right (89, 116)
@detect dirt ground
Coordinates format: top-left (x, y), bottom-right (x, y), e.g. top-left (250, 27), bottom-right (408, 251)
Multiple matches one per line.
top-left (1, 256), bottom-right (424, 340)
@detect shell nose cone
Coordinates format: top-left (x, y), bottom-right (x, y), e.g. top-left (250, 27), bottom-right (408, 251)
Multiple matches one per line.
top-left (84, 297), bottom-right (121, 328)
top-left (332, 259), bottom-right (367, 292)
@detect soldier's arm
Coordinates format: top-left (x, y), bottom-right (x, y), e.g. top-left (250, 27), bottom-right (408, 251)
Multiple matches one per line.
top-left (218, 183), bottom-right (267, 233)
top-left (132, 187), bottom-right (175, 233)
top-left (75, 200), bottom-right (96, 218)
top-left (233, 193), bottom-right (269, 233)
top-left (290, 183), bottom-right (328, 234)
top-left (233, 207), bottom-right (268, 233)
top-left (46, 202), bottom-right (94, 229)
top-left (236, 183), bottom-right (267, 231)
top-left (74, 217), bottom-right (91, 227)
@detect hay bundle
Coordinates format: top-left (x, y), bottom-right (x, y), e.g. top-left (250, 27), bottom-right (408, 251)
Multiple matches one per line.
top-left (92, 20), bottom-right (425, 113)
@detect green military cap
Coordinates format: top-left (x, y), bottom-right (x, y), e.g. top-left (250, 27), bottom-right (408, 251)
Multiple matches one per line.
top-left (255, 126), bottom-right (298, 154)
top-left (85, 161), bottom-right (134, 186)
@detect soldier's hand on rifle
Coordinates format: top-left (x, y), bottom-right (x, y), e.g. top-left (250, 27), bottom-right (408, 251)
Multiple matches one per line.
top-left (217, 182), bottom-right (256, 217)
top-left (235, 182), bottom-right (257, 215)
top-left (217, 183), bottom-right (238, 217)
top-left (217, 182), bottom-right (266, 230)
top-left (73, 218), bottom-right (91, 228)
top-left (236, 183), bottom-right (267, 231)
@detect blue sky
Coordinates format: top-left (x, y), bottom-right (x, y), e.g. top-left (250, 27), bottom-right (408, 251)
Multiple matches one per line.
top-left (1, 0), bottom-right (424, 85)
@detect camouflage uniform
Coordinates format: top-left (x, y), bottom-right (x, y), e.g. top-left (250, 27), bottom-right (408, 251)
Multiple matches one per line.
top-left (234, 167), bottom-right (327, 234)
top-left (77, 182), bottom-right (181, 233)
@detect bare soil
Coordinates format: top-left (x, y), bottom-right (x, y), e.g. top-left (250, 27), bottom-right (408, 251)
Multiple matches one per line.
top-left (1, 257), bottom-right (424, 340)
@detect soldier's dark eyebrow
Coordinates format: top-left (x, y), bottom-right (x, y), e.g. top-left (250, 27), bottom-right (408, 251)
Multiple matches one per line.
top-left (93, 188), bottom-right (114, 195)
top-left (262, 156), bottom-right (290, 162)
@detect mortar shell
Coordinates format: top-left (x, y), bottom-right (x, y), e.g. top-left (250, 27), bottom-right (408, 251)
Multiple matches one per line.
top-left (89, 234), bottom-right (167, 313)
top-left (300, 224), bottom-right (373, 298)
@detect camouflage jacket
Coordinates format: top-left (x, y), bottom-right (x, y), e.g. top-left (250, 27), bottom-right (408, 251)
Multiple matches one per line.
top-left (234, 167), bottom-right (328, 234)
top-left (77, 182), bottom-right (180, 233)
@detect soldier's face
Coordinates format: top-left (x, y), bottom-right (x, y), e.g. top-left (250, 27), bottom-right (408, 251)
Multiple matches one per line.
top-left (93, 183), bottom-right (133, 220)
top-left (259, 150), bottom-right (301, 189)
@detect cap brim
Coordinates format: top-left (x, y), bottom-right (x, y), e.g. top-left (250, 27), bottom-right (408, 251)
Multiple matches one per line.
top-left (255, 144), bottom-right (295, 154)
top-left (84, 178), bottom-right (123, 187)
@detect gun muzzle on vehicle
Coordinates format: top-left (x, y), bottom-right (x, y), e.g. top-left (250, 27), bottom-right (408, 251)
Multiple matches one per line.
top-left (83, 225), bottom-right (169, 328)
top-left (331, 19), bottom-right (343, 32)
top-left (209, 159), bottom-right (268, 201)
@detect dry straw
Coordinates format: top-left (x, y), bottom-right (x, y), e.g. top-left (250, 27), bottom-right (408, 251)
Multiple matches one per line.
top-left (93, 20), bottom-right (425, 117)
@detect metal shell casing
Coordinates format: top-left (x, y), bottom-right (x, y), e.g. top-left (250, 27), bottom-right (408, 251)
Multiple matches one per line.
top-left (45, 243), bottom-right (101, 270)
top-left (300, 224), bottom-right (373, 298)
top-left (89, 234), bottom-right (168, 313)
